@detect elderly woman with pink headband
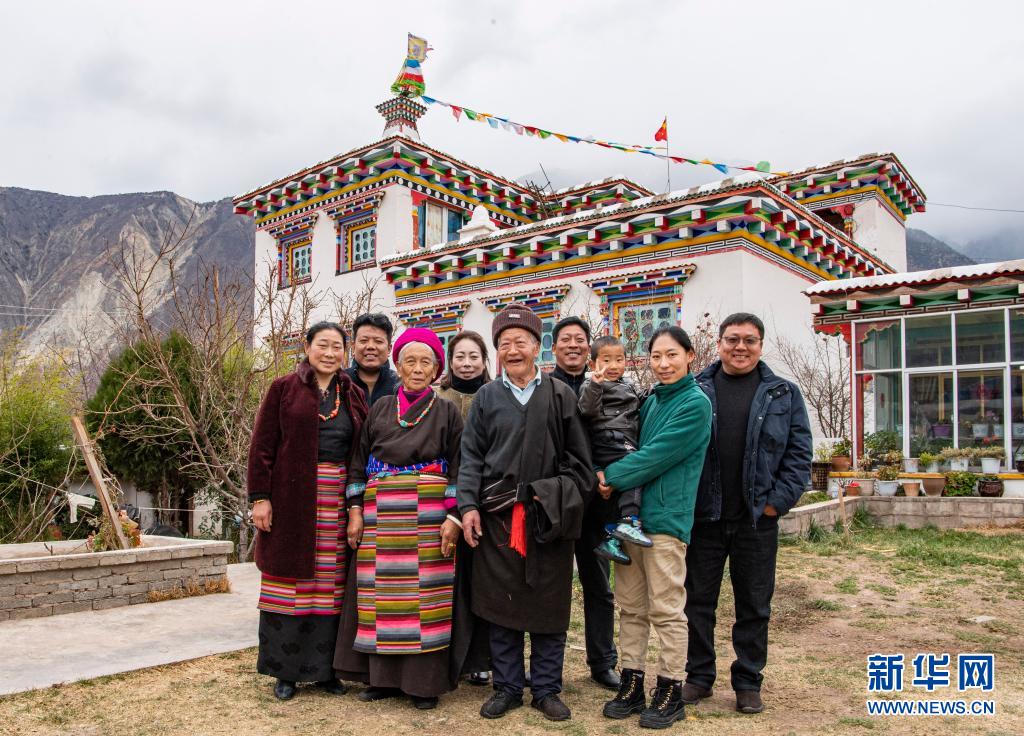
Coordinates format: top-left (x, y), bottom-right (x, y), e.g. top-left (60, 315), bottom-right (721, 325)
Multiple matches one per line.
top-left (334, 328), bottom-right (466, 710)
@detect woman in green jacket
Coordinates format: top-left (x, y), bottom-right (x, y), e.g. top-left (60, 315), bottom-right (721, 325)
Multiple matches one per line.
top-left (598, 326), bottom-right (712, 729)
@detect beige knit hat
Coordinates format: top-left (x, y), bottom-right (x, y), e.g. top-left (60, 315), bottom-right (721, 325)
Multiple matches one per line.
top-left (491, 304), bottom-right (543, 347)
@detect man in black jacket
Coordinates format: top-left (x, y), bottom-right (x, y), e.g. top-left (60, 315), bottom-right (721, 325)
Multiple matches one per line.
top-left (549, 316), bottom-right (620, 691)
top-left (683, 313), bottom-right (812, 715)
top-left (345, 313), bottom-right (400, 405)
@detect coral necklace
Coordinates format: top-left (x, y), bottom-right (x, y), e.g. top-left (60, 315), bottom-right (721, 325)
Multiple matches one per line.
top-left (318, 381), bottom-right (341, 422)
top-left (396, 390), bottom-right (436, 428)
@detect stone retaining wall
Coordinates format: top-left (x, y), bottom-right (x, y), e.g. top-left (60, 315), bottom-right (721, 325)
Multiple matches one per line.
top-left (780, 496), bottom-right (1024, 537)
top-left (0, 536), bottom-right (233, 621)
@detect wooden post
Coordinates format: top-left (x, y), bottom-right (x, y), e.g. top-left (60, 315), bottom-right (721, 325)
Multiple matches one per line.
top-left (71, 416), bottom-right (130, 550)
top-left (837, 479), bottom-right (851, 540)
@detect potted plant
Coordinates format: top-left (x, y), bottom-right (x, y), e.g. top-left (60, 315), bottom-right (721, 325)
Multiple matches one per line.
top-left (875, 464), bottom-right (901, 496)
top-left (976, 446), bottom-right (1004, 474)
top-left (903, 455), bottom-right (920, 473)
top-left (943, 470), bottom-right (978, 497)
top-left (901, 478), bottom-right (922, 497)
top-left (941, 446), bottom-right (972, 472)
top-left (812, 443), bottom-right (834, 490)
top-left (919, 451), bottom-right (941, 473)
top-left (830, 438), bottom-right (853, 472)
top-left (854, 456), bottom-right (876, 495)
top-left (977, 474), bottom-right (1004, 497)
top-left (844, 480), bottom-right (862, 497)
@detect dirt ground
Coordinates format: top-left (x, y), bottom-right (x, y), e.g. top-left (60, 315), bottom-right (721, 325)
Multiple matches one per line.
top-left (2, 520), bottom-right (1023, 736)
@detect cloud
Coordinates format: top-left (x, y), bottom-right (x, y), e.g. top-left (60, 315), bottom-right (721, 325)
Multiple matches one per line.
top-left (1, 0), bottom-right (1023, 246)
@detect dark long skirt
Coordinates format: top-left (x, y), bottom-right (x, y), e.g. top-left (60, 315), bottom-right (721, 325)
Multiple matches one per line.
top-left (258, 612), bottom-right (339, 682)
top-left (256, 463), bottom-right (347, 683)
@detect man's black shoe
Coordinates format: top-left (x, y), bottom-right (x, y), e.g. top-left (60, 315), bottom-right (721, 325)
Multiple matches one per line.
top-left (273, 679), bottom-right (296, 701)
top-left (532, 694), bottom-right (571, 721)
top-left (679, 682), bottom-right (712, 705)
top-left (357, 686), bottom-right (401, 702)
top-left (638, 676), bottom-right (685, 729)
top-left (316, 678), bottom-right (347, 695)
top-left (602, 668), bottom-right (645, 719)
top-left (411, 695), bottom-right (438, 710)
top-left (736, 689), bottom-right (765, 714)
top-left (591, 668), bottom-right (621, 690)
top-left (480, 690), bottom-right (523, 719)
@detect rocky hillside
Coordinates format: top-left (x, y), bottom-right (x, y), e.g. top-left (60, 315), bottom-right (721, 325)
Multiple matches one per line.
top-left (0, 188), bottom-right (254, 356)
top-left (906, 228), bottom-right (974, 271)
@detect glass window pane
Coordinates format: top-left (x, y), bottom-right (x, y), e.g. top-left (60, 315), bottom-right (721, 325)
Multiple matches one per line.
top-left (425, 203), bottom-right (445, 247)
top-left (908, 372), bottom-right (954, 456)
top-left (857, 373), bottom-right (903, 457)
top-left (540, 317), bottom-right (555, 364)
top-left (617, 301), bottom-right (674, 356)
top-left (1012, 366), bottom-right (1024, 467)
top-left (855, 320), bottom-right (901, 370)
top-left (956, 310), bottom-right (1005, 365)
top-left (957, 369), bottom-right (1006, 452)
top-left (906, 315), bottom-right (952, 368)
top-left (1010, 309), bottom-right (1024, 363)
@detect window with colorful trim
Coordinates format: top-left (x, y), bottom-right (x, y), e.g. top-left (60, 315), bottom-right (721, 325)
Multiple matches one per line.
top-left (349, 223), bottom-right (376, 267)
top-left (615, 301), bottom-right (676, 356)
top-left (282, 242), bottom-right (312, 287)
top-left (540, 316), bottom-right (556, 365)
top-left (418, 200), bottom-right (466, 248)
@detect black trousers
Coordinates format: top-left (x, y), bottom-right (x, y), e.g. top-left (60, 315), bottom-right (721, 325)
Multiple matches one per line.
top-left (489, 623), bottom-right (566, 701)
top-left (574, 494), bottom-right (618, 672)
top-left (683, 516), bottom-right (779, 692)
top-left (592, 437), bottom-right (642, 518)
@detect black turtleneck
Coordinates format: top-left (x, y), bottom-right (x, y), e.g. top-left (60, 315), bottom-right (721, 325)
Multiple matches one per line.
top-left (450, 373), bottom-right (487, 395)
top-left (551, 365), bottom-right (587, 398)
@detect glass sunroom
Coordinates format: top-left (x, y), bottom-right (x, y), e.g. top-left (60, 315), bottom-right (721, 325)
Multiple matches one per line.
top-left (806, 261), bottom-right (1024, 468)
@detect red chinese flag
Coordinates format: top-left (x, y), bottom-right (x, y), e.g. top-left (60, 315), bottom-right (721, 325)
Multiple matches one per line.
top-left (654, 117), bottom-right (668, 142)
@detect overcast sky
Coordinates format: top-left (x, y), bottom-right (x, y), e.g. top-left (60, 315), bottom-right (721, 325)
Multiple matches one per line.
top-left (2, 0), bottom-right (1023, 246)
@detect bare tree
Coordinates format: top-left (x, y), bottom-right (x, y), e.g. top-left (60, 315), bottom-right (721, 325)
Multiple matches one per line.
top-left (686, 311), bottom-right (719, 376)
top-left (90, 217), bottom-right (317, 559)
top-left (771, 328), bottom-right (851, 439)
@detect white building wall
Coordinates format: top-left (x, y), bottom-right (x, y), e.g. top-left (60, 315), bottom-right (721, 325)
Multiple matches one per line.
top-left (852, 199), bottom-right (907, 272)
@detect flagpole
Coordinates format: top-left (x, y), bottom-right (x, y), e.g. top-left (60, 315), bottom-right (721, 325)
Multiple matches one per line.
top-left (664, 115), bottom-right (671, 193)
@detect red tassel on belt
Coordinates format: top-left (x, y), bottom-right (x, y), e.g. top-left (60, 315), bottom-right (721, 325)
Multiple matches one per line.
top-left (509, 502), bottom-right (527, 557)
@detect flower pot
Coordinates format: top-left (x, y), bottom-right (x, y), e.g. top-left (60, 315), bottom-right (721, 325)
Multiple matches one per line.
top-left (992, 424), bottom-right (1004, 439)
top-left (856, 478), bottom-right (875, 496)
top-left (830, 456), bottom-right (852, 472)
top-left (925, 462), bottom-right (940, 473)
top-left (949, 457), bottom-right (970, 471)
top-left (977, 479), bottom-right (1004, 497)
top-left (844, 482), bottom-right (861, 497)
top-left (980, 457), bottom-right (1002, 474)
top-left (1013, 423), bottom-right (1024, 439)
top-left (933, 424), bottom-right (952, 438)
top-left (973, 423), bottom-right (989, 439)
top-left (901, 480), bottom-right (921, 497)
top-left (811, 462), bottom-right (831, 491)
top-left (903, 458), bottom-right (920, 473)
top-left (922, 477), bottom-right (945, 496)
top-left (876, 480), bottom-right (900, 497)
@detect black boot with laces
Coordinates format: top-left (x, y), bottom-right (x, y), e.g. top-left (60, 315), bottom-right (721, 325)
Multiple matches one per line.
top-left (639, 675), bottom-right (685, 729)
top-left (602, 668), bottom-right (646, 719)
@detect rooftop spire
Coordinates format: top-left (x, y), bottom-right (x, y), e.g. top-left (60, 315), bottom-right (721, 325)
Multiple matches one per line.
top-left (376, 96), bottom-right (427, 141)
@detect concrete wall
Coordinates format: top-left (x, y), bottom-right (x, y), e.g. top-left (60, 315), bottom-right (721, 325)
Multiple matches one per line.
top-left (779, 496), bottom-right (1024, 536)
top-left (0, 537), bottom-right (232, 621)
top-left (852, 199), bottom-right (907, 272)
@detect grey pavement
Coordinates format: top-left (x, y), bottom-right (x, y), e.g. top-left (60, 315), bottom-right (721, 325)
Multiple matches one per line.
top-left (0, 562), bottom-right (259, 696)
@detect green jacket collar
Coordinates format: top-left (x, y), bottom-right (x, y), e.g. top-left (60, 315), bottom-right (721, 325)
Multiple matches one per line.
top-left (653, 372), bottom-right (696, 398)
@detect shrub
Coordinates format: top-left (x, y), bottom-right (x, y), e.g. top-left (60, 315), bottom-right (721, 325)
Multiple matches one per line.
top-left (943, 471), bottom-right (977, 497)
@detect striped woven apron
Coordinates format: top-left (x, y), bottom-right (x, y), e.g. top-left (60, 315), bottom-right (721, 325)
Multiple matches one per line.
top-left (257, 462), bottom-right (348, 615)
top-left (353, 471), bottom-right (455, 654)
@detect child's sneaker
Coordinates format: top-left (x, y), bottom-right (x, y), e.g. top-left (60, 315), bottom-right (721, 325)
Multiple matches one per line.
top-left (611, 517), bottom-right (654, 548)
top-left (594, 536), bottom-right (631, 565)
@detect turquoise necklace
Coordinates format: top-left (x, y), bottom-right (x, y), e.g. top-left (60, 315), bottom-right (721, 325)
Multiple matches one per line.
top-left (396, 390), bottom-right (436, 428)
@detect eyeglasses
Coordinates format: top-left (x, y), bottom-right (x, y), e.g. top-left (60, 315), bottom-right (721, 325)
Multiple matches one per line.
top-left (721, 336), bottom-right (762, 348)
